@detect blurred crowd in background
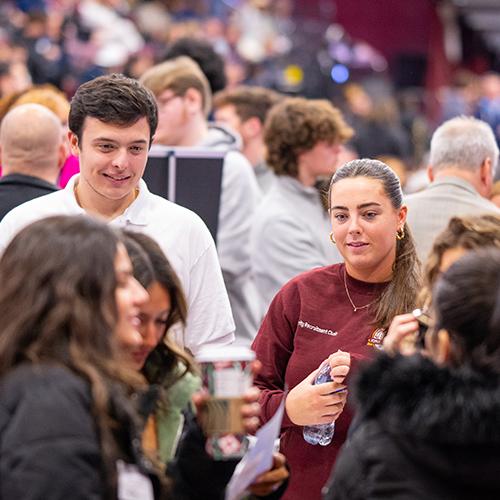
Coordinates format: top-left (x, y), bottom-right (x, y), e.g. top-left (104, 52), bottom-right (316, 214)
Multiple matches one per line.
top-left (0, 0), bottom-right (499, 191)
top-left (0, 3), bottom-right (500, 498)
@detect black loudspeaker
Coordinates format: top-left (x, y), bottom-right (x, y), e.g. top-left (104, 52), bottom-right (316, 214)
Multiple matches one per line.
top-left (144, 147), bottom-right (225, 245)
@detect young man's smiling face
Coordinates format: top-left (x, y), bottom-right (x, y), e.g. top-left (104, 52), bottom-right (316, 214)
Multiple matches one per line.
top-left (69, 116), bottom-right (150, 209)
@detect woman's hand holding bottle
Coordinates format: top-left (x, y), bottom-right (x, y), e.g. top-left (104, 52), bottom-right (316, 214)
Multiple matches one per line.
top-left (285, 365), bottom-right (347, 426)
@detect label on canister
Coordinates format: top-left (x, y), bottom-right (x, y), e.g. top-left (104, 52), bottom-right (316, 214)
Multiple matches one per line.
top-left (196, 346), bottom-right (255, 398)
top-left (195, 346), bottom-right (255, 437)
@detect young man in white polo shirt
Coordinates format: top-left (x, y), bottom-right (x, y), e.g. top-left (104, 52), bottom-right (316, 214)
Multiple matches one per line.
top-left (0, 74), bottom-right (235, 355)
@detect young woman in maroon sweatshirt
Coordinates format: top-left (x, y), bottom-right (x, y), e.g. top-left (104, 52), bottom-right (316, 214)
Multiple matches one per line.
top-left (251, 158), bottom-right (420, 499)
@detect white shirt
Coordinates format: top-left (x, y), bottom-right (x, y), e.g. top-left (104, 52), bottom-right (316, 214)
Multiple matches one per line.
top-left (0, 175), bottom-right (235, 355)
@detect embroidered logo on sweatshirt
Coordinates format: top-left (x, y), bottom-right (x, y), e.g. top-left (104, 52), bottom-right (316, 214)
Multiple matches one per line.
top-left (297, 320), bottom-right (338, 337)
top-left (367, 328), bottom-right (386, 349)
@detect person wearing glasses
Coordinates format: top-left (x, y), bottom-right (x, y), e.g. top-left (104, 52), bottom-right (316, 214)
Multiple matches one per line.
top-left (252, 159), bottom-right (420, 499)
top-left (324, 246), bottom-right (500, 499)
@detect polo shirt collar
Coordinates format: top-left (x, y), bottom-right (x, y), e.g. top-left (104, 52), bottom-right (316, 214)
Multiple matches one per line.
top-left (65, 175), bottom-right (150, 225)
top-left (62, 175), bottom-right (86, 214)
top-left (116, 179), bottom-right (149, 226)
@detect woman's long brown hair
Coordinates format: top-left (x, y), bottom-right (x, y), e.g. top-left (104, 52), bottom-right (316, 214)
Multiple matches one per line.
top-left (0, 216), bottom-right (147, 496)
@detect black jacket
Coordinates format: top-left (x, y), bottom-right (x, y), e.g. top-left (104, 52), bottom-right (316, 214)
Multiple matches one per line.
top-left (0, 364), bottom-right (287, 499)
top-left (0, 174), bottom-right (58, 221)
top-left (0, 363), bottom-right (164, 499)
top-left (324, 354), bottom-right (500, 500)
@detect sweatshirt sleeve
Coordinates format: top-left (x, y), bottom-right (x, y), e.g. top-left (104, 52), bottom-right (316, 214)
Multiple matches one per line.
top-left (251, 283), bottom-right (300, 430)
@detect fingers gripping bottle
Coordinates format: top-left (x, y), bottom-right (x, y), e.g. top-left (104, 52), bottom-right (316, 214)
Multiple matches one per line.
top-left (303, 362), bottom-right (336, 446)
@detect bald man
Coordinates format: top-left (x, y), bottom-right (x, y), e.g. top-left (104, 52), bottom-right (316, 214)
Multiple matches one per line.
top-left (0, 103), bottom-right (66, 220)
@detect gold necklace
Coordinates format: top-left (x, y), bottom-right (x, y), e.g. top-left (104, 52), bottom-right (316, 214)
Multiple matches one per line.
top-left (343, 268), bottom-right (376, 312)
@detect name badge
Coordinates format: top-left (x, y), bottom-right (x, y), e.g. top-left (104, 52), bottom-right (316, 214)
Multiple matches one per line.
top-left (117, 460), bottom-right (154, 500)
top-left (367, 328), bottom-right (386, 349)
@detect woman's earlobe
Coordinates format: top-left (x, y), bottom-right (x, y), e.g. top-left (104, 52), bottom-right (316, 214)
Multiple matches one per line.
top-left (434, 328), bottom-right (451, 365)
top-left (399, 204), bottom-right (408, 225)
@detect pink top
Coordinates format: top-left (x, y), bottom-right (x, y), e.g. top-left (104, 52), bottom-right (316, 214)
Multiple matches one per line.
top-left (0, 156), bottom-right (80, 188)
top-left (57, 155), bottom-right (80, 188)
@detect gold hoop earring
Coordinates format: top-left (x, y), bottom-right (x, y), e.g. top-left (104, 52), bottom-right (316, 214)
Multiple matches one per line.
top-left (329, 232), bottom-right (336, 245)
top-left (396, 227), bottom-right (405, 240)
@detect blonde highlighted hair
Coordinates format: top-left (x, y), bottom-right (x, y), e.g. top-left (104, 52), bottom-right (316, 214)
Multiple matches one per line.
top-left (140, 56), bottom-right (212, 117)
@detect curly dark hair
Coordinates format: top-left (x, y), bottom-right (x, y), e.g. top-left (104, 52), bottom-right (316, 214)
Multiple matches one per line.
top-left (264, 97), bottom-right (353, 177)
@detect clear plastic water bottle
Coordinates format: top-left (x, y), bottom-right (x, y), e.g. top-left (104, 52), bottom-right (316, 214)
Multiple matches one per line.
top-left (303, 362), bottom-right (337, 446)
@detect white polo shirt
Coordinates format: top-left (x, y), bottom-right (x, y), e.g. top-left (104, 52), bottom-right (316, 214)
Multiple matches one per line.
top-left (0, 175), bottom-right (235, 355)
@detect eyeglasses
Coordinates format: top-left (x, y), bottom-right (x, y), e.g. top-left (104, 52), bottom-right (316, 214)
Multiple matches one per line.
top-left (157, 93), bottom-right (182, 108)
top-left (412, 308), bottom-right (433, 350)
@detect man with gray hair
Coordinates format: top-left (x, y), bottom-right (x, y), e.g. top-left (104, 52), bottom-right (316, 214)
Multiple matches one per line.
top-left (0, 103), bottom-right (65, 220)
top-left (405, 115), bottom-right (500, 261)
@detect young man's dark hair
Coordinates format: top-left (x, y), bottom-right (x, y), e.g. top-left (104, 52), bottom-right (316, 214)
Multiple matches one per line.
top-left (213, 86), bottom-right (282, 125)
top-left (163, 37), bottom-right (226, 94)
top-left (69, 74), bottom-right (158, 144)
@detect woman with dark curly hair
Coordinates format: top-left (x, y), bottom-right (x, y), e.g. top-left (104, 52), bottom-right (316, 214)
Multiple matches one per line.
top-left (251, 97), bottom-right (353, 313)
top-left (122, 231), bottom-right (199, 461)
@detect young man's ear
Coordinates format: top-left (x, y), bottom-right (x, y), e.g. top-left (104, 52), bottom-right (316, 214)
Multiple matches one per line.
top-left (184, 88), bottom-right (204, 115)
top-left (427, 164), bottom-right (435, 182)
top-left (68, 131), bottom-right (80, 156)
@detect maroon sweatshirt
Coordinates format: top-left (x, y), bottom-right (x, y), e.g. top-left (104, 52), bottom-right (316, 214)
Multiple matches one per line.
top-left (252, 263), bottom-right (387, 500)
